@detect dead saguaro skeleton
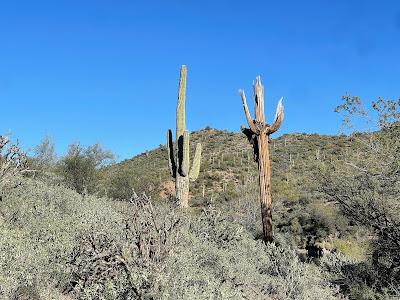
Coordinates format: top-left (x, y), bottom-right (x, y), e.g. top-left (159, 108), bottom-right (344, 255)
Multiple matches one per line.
top-left (239, 76), bottom-right (284, 243)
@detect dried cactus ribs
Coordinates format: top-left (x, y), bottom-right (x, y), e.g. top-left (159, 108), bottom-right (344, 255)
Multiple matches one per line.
top-left (239, 76), bottom-right (284, 243)
top-left (167, 65), bottom-right (202, 208)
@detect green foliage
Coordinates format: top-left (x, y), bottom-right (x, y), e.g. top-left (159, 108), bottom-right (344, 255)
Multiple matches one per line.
top-left (334, 94), bottom-right (367, 131)
top-left (99, 127), bottom-right (359, 254)
top-left (31, 135), bottom-right (57, 171)
top-left (3, 93), bottom-right (395, 298)
top-left (372, 97), bottom-right (400, 128)
top-left (322, 96), bottom-right (400, 298)
top-left (335, 94), bottom-right (400, 131)
top-left (106, 169), bottom-right (135, 200)
top-left (331, 239), bottom-right (366, 260)
top-left (103, 128), bottom-right (354, 204)
top-left (58, 143), bottom-right (114, 195)
top-left (320, 125), bottom-right (400, 296)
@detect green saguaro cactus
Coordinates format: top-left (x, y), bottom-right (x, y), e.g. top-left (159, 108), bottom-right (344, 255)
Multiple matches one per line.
top-left (167, 65), bottom-right (202, 208)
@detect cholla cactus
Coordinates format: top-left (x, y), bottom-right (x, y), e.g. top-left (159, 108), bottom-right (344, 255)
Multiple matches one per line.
top-left (239, 76), bottom-right (284, 243)
top-left (167, 65), bottom-right (202, 208)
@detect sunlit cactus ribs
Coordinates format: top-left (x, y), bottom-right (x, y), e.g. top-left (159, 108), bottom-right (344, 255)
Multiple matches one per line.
top-left (239, 76), bottom-right (284, 243)
top-left (167, 65), bottom-right (202, 208)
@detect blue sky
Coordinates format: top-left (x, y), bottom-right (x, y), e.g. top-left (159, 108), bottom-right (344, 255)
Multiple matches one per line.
top-left (1, 1), bottom-right (399, 160)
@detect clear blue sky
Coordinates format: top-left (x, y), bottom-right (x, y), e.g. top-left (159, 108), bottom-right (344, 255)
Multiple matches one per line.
top-left (1, 1), bottom-right (399, 160)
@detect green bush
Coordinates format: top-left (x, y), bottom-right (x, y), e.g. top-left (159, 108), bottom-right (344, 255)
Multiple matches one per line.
top-left (57, 143), bottom-right (114, 195)
top-left (31, 135), bottom-right (57, 172)
top-left (106, 170), bottom-right (136, 200)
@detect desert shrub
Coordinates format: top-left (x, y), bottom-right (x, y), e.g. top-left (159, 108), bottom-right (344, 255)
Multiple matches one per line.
top-left (331, 239), bottom-right (366, 261)
top-left (10, 284), bottom-right (41, 300)
top-left (0, 178), bottom-right (124, 299)
top-left (322, 96), bottom-right (400, 297)
top-left (225, 181), bottom-right (262, 237)
top-left (31, 135), bottom-right (57, 172)
top-left (64, 193), bottom-right (181, 299)
top-left (0, 177), bottom-right (344, 299)
top-left (58, 143), bottom-right (114, 195)
top-left (159, 206), bottom-right (343, 300)
top-left (107, 170), bottom-right (135, 200)
top-left (0, 134), bottom-right (28, 194)
top-left (321, 252), bottom-right (400, 300)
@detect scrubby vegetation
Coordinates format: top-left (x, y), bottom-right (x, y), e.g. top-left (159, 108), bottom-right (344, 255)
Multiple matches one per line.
top-left (1, 177), bottom-right (345, 299)
top-left (0, 96), bottom-right (398, 299)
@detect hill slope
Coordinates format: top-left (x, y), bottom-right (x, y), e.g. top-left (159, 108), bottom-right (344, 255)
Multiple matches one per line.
top-left (103, 127), bottom-right (354, 204)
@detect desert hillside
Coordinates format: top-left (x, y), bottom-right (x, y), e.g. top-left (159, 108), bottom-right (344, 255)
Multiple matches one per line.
top-left (102, 127), bottom-right (355, 203)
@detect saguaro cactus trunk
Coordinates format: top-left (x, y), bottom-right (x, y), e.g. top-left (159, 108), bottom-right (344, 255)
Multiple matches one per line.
top-left (239, 76), bottom-right (284, 243)
top-left (167, 65), bottom-right (202, 207)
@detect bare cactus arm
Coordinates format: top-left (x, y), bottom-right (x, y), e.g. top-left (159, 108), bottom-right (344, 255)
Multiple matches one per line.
top-left (239, 90), bottom-right (257, 133)
top-left (266, 97), bottom-right (284, 134)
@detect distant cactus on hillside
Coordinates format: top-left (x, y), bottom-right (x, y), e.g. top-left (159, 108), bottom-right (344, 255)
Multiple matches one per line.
top-left (167, 65), bottom-right (202, 207)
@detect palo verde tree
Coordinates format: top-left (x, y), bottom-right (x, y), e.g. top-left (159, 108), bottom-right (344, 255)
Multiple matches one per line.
top-left (32, 135), bottom-right (57, 171)
top-left (167, 65), bottom-right (202, 208)
top-left (239, 76), bottom-right (284, 243)
top-left (321, 95), bottom-right (400, 294)
top-left (58, 143), bottom-right (114, 196)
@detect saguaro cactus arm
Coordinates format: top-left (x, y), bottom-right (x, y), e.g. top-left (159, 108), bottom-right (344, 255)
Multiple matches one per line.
top-left (266, 98), bottom-right (284, 134)
top-left (178, 130), bottom-right (190, 177)
top-left (189, 143), bottom-right (202, 181)
top-left (167, 129), bottom-right (176, 178)
top-left (239, 89), bottom-right (258, 133)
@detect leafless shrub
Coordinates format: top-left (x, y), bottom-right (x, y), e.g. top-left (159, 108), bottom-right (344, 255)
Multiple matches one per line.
top-left (0, 135), bottom-right (28, 193)
top-left (65, 192), bottom-right (180, 298)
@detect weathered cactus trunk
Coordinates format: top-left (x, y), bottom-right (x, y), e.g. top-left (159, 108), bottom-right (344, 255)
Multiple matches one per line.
top-left (257, 133), bottom-right (273, 242)
top-left (167, 65), bottom-right (202, 208)
top-left (239, 76), bottom-right (284, 243)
